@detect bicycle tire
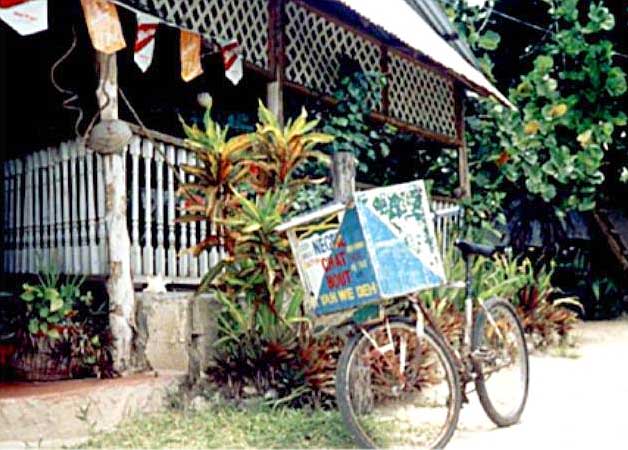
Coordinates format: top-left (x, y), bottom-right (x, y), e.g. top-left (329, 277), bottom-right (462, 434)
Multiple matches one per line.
top-left (472, 297), bottom-right (529, 427)
top-left (336, 317), bottom-right (462, 449)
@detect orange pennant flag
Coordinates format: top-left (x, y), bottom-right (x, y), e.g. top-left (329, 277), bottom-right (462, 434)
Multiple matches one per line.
top-left (180, 30), bottom-right (203, 82)
top-left (80, 0), bottom-right (126, 54)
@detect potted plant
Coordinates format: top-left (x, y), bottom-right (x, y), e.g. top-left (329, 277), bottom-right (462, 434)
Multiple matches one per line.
top-left (10, 266), bottom-right (112, 381)
top-left (0, 291), bottom-right (20, 379)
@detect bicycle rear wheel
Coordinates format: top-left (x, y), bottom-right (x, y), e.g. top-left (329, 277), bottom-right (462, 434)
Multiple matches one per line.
top-left (336, 318), bottom-right (462, 449)
top-left (472, 297), bottom-right (529, 427)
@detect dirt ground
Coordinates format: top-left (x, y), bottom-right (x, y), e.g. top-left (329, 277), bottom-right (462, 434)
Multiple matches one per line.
top-left (449, 314), bottom-right (628, 449)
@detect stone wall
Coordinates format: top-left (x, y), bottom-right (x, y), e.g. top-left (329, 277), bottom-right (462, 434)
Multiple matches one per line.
top-left (135, 292), bottom-right (218, 380)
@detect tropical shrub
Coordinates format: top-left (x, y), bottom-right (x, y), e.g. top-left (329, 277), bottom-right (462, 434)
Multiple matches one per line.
top-left (418, 244), bottom-right (581, 350)
top-left (179, 101), bottom-right (338, 405)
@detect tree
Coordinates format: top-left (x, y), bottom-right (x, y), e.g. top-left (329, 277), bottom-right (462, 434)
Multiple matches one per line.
top-left (441, 0), bottom-right (627, 234)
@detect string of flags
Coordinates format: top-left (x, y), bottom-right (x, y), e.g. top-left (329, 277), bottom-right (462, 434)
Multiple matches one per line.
top-left (0, 0), bottom-right (244, 85)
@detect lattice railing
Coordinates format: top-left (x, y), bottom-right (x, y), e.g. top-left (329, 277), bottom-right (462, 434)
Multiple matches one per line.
top-left (117, 0), bottom-right (269, 70)
top-left (388, 52), bottom-right (458, 140)
top-left (284, 1), bottom-right (383, 111)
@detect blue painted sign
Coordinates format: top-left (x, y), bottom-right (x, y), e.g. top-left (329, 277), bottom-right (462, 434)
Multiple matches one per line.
top-left (294, 181), bottom-right (446, 316)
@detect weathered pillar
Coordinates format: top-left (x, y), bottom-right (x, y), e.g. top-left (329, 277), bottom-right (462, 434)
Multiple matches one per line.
top-left (95, 52), bottom-right (136, 373)
top-left (455, 84), bottom-right (471, 197)
top-left (266, 81), bottom-right (284, 125)
top-left (332, 152), bottom-right (356, 204)
top-left (267, 0), bottom-right (285, 124)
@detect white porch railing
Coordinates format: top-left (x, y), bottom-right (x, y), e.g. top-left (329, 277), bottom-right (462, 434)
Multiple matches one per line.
top-left (1, 129), bottom-right (463, 283)
top-left (431, 196), bottom-right (464, 260)
top-left (2, 141), bottom-right (108, 276)
top-left (126, 127), bottom-right (222, 283)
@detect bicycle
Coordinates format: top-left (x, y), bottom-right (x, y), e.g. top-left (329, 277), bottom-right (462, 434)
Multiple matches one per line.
top-left (277, 181), bottom-right (529, 449)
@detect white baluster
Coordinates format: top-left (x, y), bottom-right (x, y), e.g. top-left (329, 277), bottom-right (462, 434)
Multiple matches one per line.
top-left (166, 145), bottom-right (177, 278)
top-left (209, 221), bottom-right (219, 269)
top-left (86, 147), bottom-right (98, 275)
top-left (69, 143), bottom-right (81, 274)
top-left (40, 150), bottom-right (50, 266)
top-left (177, 148), bottom-right (188, 277)
top-left (47, 148), bottom-right (58, 268)
top-left (442, 214), bottom-right (449, 261)
top-left (53, 149), bottom-right (63, 272)
top-left (23, 154), bottom-right (34, 273)
top-left (199, 201), bottom-right (209, 277)
top-left (95, 152), bottom-right (107, 273)
top-left (14, 160), bottom-right (23, 273)
top-left (2, 161), bottom-right (11, 272)
top-left (142, 139), bottom-right (154, 276)
top-left (155, 142), bottom-right (166, 276)
top-left (77, 142), bottom-right (89, 274)
top-left (61, 143), bottom-right (73, 273)
top-left (129, 136), bottom-right (141, 275)
top-left (187, 150), bottom-right (198, 278)
top-left (32, 152), bottom-right (41, 271)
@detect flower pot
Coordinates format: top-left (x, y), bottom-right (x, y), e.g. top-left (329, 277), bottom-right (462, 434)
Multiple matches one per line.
top-left (10, 335), bottom-right (78, 381)
top-left (0, 342), bottom-right (17, 379)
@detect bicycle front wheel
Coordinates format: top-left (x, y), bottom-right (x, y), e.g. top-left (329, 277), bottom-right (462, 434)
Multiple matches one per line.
top-left (472, 297), bottom-right (529, 427)
top-left (336, 318), bottom-right (462, 449)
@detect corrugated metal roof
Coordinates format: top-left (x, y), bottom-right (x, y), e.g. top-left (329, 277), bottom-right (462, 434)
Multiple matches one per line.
top-left (403, 0), bottom-right (480, 69)
top-left (337, 0), bottom-right (513, 108)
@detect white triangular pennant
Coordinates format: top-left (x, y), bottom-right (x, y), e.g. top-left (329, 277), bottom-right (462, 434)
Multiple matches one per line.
top-left (218, 38), bottom-right (243, 85)
top-left (133, 12), bottom-right (159, 73)
top-left (0, 0), bottom-right (47, 36)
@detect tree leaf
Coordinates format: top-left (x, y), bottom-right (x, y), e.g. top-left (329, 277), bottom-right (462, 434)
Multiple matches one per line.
top-left (478, 30), bottom-right (501, 50)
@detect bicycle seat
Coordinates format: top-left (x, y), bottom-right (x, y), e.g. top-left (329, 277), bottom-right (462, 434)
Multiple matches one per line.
top-left (455, 240), bottom-right (505, 258)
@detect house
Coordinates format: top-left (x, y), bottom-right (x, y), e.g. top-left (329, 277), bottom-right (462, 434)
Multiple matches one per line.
top-left (0, 0), bottom-right (509, 373)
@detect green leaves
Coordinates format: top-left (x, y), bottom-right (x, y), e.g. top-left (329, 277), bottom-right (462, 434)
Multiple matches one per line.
top-left (534, 55), bottom-right (554, 74)
top-left (585, 3), bottom-right (615, 33)
top-left (478, 30), bottom-right (501, 50)
top-left (605, 67), bottom-right (627, 96)
top-left (18, 266), bottom-right (92, 339)
top-left (469, 0), bottom-right (626, 216)
top-left (320, 70), bottom-right (396, 176)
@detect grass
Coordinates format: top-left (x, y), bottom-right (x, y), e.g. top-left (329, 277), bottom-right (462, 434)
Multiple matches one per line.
top-left (82, 400), bottom-right (356, 449)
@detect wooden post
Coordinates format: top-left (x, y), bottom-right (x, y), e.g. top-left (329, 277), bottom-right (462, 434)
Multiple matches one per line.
top-left (455, 84), bottom-right (471, 197)
top-left (267, 0), bottom-right (285, 124)
top-left (96, 51), bottom-right (136, 373)
top-left (332, 152), bottom-right (356, 204)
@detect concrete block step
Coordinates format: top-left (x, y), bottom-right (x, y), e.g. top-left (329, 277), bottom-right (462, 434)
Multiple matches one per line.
top-left (0, 371), bottom-right (186, 447)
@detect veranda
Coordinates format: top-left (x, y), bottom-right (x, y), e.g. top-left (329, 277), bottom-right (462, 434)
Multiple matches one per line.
top-left (0, 0), bottom-right (507, 371)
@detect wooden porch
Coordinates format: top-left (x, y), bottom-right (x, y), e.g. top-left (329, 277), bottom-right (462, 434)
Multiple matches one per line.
top-left (0, 126), bottom-right (463, 286)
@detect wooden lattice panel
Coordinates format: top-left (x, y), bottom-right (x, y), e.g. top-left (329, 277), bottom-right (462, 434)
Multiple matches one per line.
top-left (117, 0), bottom-right (269, 69)
top-left (284, 1), bottom-right (382, 110)
top-left (388, 52), bottom-right (458, 140)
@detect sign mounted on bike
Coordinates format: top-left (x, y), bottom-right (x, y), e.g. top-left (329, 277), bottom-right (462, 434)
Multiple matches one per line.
top-left (277, 180), bottom-right (446, 317)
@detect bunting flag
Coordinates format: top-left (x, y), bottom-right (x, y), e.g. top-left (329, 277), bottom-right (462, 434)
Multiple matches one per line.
top-left (218, 38), bottom-right (243, 85)
top-left (133, 12), bottom-right (158, 72)
top-left (180, 30), bottom-right (203, 82)
top-left (0, 0), bottom-right (47, 36)
top-left (80, 0), bottom-right (126, 54)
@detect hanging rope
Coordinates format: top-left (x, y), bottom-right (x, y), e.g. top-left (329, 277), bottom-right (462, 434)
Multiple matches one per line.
top-left (50, 27), bottom-right (84, 139)
top-left (118, 86), bottom-right (189, 189)
top-left (82, 53), bottom-right (113, 143)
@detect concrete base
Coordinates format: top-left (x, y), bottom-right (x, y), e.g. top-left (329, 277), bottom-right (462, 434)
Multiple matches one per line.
top-left (0, 371), bottom-right (185, 447)
top-left (135, 292), bottom-right (218, 380)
